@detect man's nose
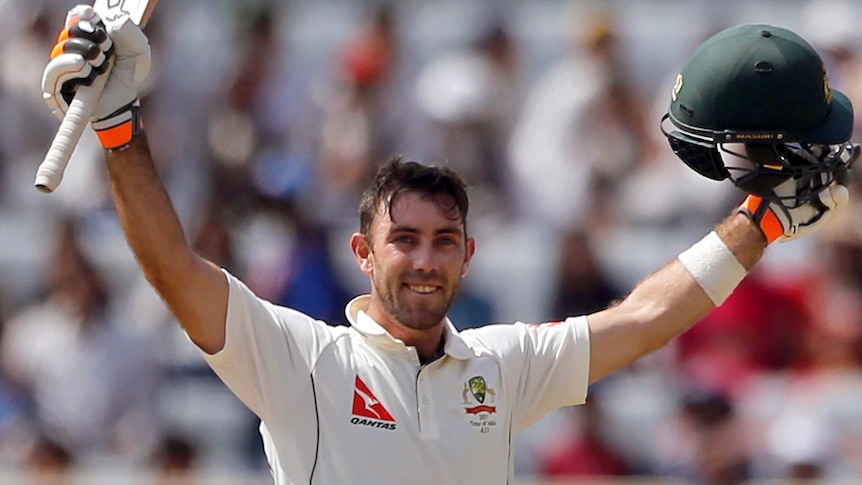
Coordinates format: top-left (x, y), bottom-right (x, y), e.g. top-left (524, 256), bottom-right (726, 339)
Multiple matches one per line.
top-left (411, 243), bottom-right (438, 271)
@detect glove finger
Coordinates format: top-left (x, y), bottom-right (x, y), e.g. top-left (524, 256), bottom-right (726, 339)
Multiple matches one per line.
top-left (52, 37), bottom-right (104, 66)
top-left (65, 5), bottom-right (100, 28)
top-left (54, 37), bottom-right (102, 83)
top-left (42, 53), bottom-right (94, 118)
top-left (70, 20), bottom-right (113, 64)
top-left (63, 20), bottom-right (114, 65)
top-left (52, 24), bottom-right (112, 69)
top-left (779, 184), bottom-right (850, 243)
top-left (51, 6), bottom-right (97, 59)
top-left (69, 20), bottom-right (108, 44)
top-left (60, 73), bottom-right (98, 105)
top-left (820, 183), bottom-right (849, 210)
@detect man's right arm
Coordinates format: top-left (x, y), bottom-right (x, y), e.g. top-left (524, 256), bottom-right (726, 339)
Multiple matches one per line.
top-left (41, 7), bottom-right (228, 354)
top-left (105, 136), bottom-right (228, 354)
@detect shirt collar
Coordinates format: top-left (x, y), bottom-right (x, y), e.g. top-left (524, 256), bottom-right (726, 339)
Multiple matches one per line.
top-left (345, 295), bottom-right (472, 360)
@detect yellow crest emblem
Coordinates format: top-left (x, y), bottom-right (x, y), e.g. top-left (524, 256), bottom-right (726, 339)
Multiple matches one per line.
top-left (672, 74), bottom-right (683, 102)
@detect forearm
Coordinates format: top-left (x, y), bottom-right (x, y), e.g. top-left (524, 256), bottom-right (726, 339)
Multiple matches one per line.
top-left (106, 134), bottom-right (193, 284)
top-left (105, 134), bottom-right (228, 353)
top-left (587, 213), bottom-right (765, 382)
top-left (621, 213), bottom-right (764, 339)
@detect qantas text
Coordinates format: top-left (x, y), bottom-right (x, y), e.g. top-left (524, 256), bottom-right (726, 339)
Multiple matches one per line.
top-left (350, 417), bottom-right (396, 430)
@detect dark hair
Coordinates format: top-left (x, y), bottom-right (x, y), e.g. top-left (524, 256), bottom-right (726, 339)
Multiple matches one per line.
top-left (359, 157), bottom-right (469, 237)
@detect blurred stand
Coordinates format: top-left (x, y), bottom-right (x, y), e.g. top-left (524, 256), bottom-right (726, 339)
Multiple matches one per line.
top-left (0, 220), bottom-right (160, 471)
top-left (0, 0), bottom-right (860, 481)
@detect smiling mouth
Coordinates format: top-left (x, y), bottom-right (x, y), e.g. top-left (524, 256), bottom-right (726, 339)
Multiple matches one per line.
top-left (405, 284), bottom-right (439, 294)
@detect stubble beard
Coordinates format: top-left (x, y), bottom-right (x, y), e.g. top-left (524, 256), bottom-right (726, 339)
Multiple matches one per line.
top-left (375, 273), bottom-right (460, 331)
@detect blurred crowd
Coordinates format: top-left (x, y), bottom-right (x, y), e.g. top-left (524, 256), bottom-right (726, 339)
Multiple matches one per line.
top-left (1, 0), bottom-right (862, 483)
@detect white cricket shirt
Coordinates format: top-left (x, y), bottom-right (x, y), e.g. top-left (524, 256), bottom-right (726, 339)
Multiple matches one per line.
top-left (202, 271), bottom-right (591, 484)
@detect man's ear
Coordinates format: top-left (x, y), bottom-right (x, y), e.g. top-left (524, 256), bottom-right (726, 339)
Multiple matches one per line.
top-left (461, 237), bottom-right (476, 278)
top-left (351, 233), bottom-right (374, 275)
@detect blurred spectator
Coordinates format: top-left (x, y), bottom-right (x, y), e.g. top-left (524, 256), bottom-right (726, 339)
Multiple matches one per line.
top-left (537, 394), bottom-right (630, 477)
top-left (800, 0), bottom-right (862, 199)
top-left (202, 3), bottom-right (320, 251)
top-left (416, 18), bottom-right (522, 217)
top-left (782, 206), bottom-right (862, 478)
top-left (674, 271), bottom-right (809, 398)
top-left (0, 296), bottom-right (30, 467)
top-left (25, 436), bottom-right (72, 477)
top-left (508, 6), bottom-right (648, 232)
top-left (796, 202), bottom-right (862, 372)
top-left (238, 196), bottom-right (351, 326)
top-left (801, 0), bottom-right (862, 136)
top-left (655, 389), bottom-right (752, 485)
top-left (765, 410), bottom-right (834, 480)
top-left (151, 434), bottom-right (198, 478)
top-left (208, 5), bottom-right (309, 199)
top-left (0, 3), bottom-right (61, 200)
top-left (734, 206), bottom-right (862, 480)
top-left (0, 219), bottom-right (161, 467)
top-left (596, 24), bottom-right (739, 292)
top-left (312, 2), bottom-right (406, 225)
top-left (551, 229), bottom-right (623, 319)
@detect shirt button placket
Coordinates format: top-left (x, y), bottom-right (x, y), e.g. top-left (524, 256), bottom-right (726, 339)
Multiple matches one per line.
top-left (416, 370), bottom-right (439, 440)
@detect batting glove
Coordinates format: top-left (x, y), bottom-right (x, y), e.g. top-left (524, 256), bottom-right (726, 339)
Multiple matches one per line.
top-left (738, 177), bottom-right (850, 245)
top-left (42, 5), bottom-right (151, 150)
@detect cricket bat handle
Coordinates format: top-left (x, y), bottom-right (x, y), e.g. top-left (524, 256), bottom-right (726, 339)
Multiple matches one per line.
top-left (34, 71), bottom-right (108, 193)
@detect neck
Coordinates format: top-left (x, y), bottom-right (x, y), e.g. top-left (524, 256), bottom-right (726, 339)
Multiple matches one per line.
top-left (405, 325), bottom-right (445, 363)
top-left (386, 322), bottom-right (445, 362)
top-left (365, 304), bottom-right (446, 361)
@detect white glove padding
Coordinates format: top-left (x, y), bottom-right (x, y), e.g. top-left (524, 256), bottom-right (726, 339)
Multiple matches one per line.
top-left (739, 178), bottom-right (850, 245)
top-left (42, 5), bottom-right (151, 149)
top-left (42, 5), bottom-right (113, 119)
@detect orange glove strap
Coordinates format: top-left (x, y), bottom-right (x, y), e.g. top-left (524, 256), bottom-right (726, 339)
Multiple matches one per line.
top-left (95, 109), bottom-right (143, 151)
top-left (739, 195), bottom-right (783, 244)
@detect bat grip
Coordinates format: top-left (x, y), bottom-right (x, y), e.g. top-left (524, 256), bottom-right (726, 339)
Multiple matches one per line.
top-left (34, 73), bottom-right (108, 193)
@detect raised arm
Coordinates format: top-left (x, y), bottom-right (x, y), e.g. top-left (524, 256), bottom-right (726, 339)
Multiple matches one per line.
top-left (586, 213), bottom-right (761, 383)
top-left (586, 20), bottom-right (860, 384)
top-left (106, 137), bottom-right (229, 354)
top-left (586, 178), bottom-right (850, 383)
top-left (41, 6), bottom-right (228, 353)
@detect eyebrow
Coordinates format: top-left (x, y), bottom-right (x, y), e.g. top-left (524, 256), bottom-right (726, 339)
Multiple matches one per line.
top-left (389, 224), bottom-right (464, 237)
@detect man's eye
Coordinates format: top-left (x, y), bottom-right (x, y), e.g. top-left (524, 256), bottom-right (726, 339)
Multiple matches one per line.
top-left (437, 237), bottom-right (456, 246)
top-left (395, 235), bottom-right (414, 244)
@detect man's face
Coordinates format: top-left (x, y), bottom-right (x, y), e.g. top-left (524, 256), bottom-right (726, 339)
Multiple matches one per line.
top-left (353, 192), bottom-right (475, 331)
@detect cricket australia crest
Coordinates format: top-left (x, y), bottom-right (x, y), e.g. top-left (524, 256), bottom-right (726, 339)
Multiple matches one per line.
top-left (461, 376), bottom-right (498, 433)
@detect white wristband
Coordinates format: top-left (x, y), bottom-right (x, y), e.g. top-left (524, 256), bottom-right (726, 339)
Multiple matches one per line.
top-left (677, 231), bottom-right (747, 306)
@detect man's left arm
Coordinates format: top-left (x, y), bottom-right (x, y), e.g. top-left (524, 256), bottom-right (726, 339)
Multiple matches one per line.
top-left (586, 177), bottom-right (849, 384)
top-left (586, 213), bottom-right (760, 383)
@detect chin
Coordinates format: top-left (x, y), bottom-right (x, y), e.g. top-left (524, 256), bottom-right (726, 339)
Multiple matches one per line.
top-left (397, 306), bottom-right (448, 331)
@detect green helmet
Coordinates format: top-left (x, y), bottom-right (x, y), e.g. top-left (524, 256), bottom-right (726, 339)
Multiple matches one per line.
top-left (661, 24), bottom-right (857, 201)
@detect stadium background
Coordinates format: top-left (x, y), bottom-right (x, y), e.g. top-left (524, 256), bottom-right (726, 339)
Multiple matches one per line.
top-left (1, 0), bottom-right (861, 482)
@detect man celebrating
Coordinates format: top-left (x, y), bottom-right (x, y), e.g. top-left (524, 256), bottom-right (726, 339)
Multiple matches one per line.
top-left (42, 7), bottom-right (855, 484)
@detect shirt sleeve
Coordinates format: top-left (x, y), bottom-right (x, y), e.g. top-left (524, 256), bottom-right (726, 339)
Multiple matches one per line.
top-left (199, 270), bottom-right (335, 421)
top-left (469, 316), bottom-right (591, 433)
